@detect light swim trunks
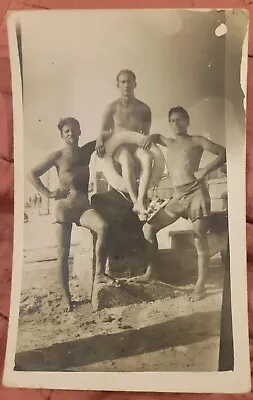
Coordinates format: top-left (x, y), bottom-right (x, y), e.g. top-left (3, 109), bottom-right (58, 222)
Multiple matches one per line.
top-left (164, 180), bottom-right (211, 222)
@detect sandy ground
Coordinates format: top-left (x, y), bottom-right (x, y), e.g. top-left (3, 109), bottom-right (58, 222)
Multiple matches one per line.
top-left (16, 262), bottom-right (224, 372)
top-left (16, 212), bottom-right (224, 372)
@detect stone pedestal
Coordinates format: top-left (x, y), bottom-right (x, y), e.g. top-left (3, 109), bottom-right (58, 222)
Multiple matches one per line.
top-left (92, 190), bottom-right (147, 278)
top-left (72, 196), bottom-right (229, 310)
top-left (91, 280), bottom-right (183, 311)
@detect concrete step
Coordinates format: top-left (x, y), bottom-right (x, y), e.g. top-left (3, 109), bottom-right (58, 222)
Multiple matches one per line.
top-left (91, 280), bottom-right (184, 311)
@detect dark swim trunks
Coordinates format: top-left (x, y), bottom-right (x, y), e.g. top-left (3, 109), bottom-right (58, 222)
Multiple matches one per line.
top-left (54, 191), bottom-right (92, 226)
top-left (164, 180), bottom-right (211, 222)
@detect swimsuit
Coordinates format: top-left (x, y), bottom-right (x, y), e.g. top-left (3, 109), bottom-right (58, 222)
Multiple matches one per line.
top-left (54, 190), bottom-right (92, 226)
top-left (164, 180), bottom-right (211, 222)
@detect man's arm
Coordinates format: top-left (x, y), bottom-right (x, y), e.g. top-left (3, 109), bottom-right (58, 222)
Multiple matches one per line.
top-left (140, 133), bottom-right (172, 150)
top-left (141, 105), bottom-right (152, 135)
top-left (81, 140), bottom-right (96, 163)
top-left (195, 136), bottom-right (226, 177)
top-left (28, 151), bottom-right (62, 198)
top-left (101, 103), bottom-right (114, 133)
top-left (96, 103), bottom-right (115, 157)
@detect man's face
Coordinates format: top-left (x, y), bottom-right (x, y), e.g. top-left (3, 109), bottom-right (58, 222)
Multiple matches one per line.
top-left (117, 73), bottom-right (136, 97)
top-left (61, 123), bottom-right (80, 145)
top-left (169, 112), bottom-right (189, 136)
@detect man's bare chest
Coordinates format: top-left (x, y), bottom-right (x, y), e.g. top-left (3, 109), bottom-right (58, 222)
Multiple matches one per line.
top-left (56, 153), bottom-right (89, 174)
top-left (167, 142), bottom-right (202, 161)
top-left (113, 104), bottom-right (143, 125)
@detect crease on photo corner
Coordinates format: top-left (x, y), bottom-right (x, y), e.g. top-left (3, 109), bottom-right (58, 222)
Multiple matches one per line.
top-left (15, 20), bottom-right (23, 101)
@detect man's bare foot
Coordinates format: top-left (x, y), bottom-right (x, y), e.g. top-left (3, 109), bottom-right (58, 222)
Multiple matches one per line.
top-left (95, 273), bottom-right (117, 285)
top-left (128, 273), bottom-right (158, 284)
top-left (133, 202), bottom-right (147, 215)
top-left (133, 203), bottom-right (148, 221)
top-left (138, 212), bottom-right (148, 222)
top-left (188, 286), bottom-right (207, 302)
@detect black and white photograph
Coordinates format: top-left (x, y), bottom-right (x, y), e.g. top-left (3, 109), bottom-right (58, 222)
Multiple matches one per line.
top-left (3, 8), bottom-right (251, 393)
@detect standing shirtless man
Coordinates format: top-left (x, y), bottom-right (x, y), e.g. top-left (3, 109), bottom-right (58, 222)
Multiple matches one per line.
top-left (130, 106), bottom-right (226, 301)
top-left (96, 69), bottom-right (152, 219)
top-left (28, 117), bottom-right (114, 311)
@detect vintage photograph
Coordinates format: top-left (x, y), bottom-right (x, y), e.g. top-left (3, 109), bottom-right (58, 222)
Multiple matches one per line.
top-left (3, 8), bottom-right (250, 393)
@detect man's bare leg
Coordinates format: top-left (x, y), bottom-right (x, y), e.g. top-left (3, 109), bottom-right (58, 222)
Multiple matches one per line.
top-left (116, 147), bottom-right (145, 216)
top-left (55, 223), bottom-right (73, 311)
top-left (189, 218), bottom-right (210, 301)
top-left (79, 209), bottom-right (114, 285)
top-left (134, 148), bottom-right (153, 219)
top-left (129, 211), bottom-right (179, 283)
top-left (128, 222), bottom-right (159, 283)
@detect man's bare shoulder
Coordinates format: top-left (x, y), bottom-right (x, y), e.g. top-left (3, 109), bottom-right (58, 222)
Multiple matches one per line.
top-left (105, 99), bottom-right (119, 113)
top-left (80, 140), bottom-right (96, 156)
top-left (160, 135), bottom-right (174, 148)
top-left (31, 149), bottom-right (62, 173)
top-left (136, 99), bottom-right (151, 112)
top-left (48, 149), bottom-right (63, 161)
top-left (163, 136), bottom-right (175, 144)
top-left (191, 135), bottom-right (208, 146)
top-left (50, 149), bottom-right (64, 164)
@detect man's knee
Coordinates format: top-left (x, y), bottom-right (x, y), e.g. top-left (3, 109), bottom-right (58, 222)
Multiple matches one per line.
top-left (96, 220), bottom-right (108, 236)
top-left (194, 234), bottom-right (209, 255)
top-left (117, 148), bottom-right (134, 165)
top-left (138, 149), bottom-right (153, 166)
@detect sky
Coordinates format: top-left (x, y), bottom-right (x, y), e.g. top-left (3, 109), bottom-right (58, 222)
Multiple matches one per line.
top-left (19, 9), bottom-right (246, 198)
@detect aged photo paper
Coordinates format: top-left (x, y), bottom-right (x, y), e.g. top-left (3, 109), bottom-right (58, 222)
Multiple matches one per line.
top-left (3, 8), bottom-right (251, 393)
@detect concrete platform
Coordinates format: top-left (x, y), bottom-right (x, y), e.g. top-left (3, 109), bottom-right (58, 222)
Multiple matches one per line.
top-left (71, 201), bottom-right (228, 309)
top-left (91, 280), bottom-right (184, 311)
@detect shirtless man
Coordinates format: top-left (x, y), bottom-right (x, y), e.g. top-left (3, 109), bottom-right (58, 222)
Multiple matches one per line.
top-left (130, 106), bottom-right (226, 301)
top-left (28, 117), bottom-right (114, 311)
top-left (96, 69), bottom-right (152, 219)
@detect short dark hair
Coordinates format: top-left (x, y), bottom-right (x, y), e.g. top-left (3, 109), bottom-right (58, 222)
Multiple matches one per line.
top-left (57, 117), bottom-right (81, 134)
top-left (116, 69), bottom-right (136, 83)
top-left (168, 106), bottom-right (190, 123)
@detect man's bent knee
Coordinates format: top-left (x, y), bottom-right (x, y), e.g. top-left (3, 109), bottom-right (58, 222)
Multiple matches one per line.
top-left (194, 236), bottom-right (209, 254)
top-left (136, 149), bottom-right (153, 164)
top-left (96, 221), bottom-right (108, 236)
top-left (141, 151), bottom-right (153, 162)
top-left (117, 148), bottom-right (134, 164)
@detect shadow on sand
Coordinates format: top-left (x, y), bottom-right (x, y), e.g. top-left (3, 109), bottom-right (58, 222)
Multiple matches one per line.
top-left (15, 310), bottom-right (220, 372)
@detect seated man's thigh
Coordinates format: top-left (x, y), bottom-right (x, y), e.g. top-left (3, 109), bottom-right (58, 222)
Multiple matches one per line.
top-left (79, 209), bottom-right (107, 233)
top-left (114, 145), bottom-right (140, 176)
top-left (114, 145), bottom-right (134, 163)
top-left (134, 147), bottom-right (153, 161)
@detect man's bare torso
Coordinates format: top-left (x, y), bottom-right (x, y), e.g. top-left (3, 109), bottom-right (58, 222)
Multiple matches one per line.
top-left (54, 142), bottom-right (95, 194)
top-left (165, 136), bottom-right (203, 186)
top-left (107, 98), bottom-right (151, 134)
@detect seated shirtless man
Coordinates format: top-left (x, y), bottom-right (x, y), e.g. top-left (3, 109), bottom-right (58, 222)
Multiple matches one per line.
top-left (96, 69), bottom-right (153, 220)
top-left (130, 106), bottom-right (226, 301)
top-left (28, 117), bottom-right (114, 311)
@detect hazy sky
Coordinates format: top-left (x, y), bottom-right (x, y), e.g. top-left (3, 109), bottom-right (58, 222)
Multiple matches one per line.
top-left (19, 9), bottom-right (245, 196)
